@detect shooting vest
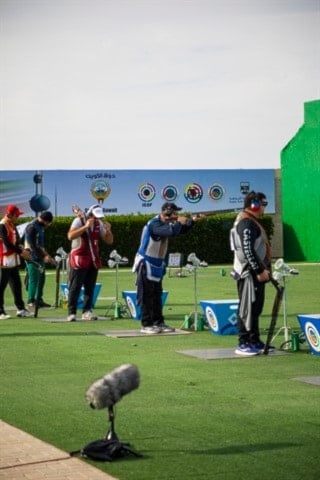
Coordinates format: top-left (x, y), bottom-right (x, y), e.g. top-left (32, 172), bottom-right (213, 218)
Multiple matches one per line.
top-left (69, 218), bottom-right (102, 269)
top-left (0, 220), bottom-right (21, 268)
top-left (230, 211), bottom-right (271, 278)
top-left (132, 216), bottom-right (168, 281)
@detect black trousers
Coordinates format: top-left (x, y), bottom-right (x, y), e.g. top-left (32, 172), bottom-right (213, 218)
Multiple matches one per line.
top-left (137, 264), bottom-right (164, 327)
top-left (237, 277), bottom-right (265, 344)
top-left (68, 267), bottom-right (98, 315)
top-left (0, 267), bottom-right (25, 312)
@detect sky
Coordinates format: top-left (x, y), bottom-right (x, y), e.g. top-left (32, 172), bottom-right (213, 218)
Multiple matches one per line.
top-left (1, 0), bottom-right (319, 171)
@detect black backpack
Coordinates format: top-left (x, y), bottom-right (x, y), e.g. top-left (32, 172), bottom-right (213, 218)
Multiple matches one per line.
top-left (71, 438), bottom-right (142, 462)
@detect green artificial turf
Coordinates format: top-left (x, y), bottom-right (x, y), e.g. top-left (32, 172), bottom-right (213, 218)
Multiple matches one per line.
top-left (1, 264), bottom-right (319, 480)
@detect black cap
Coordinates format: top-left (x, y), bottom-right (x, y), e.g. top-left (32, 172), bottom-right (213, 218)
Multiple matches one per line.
top-left (40, 211), bottom-right (53, 223)
top-left (161, 202), bottom-right (182, 213)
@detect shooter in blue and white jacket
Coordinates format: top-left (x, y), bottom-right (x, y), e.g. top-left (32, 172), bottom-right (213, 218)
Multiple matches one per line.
top-left (133, 202), bottom-right (196, 334)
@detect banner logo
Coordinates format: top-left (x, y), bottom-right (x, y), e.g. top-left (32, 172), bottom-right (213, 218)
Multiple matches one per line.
top-left (138, 182), bottom-right (156, 202)
top-left (305, 321), bottom-right (320, 352)
top-left (208, 183), bottom-right (224, 201)
top-left (184, 182), bottom-right (203, 203)
top-left (162, 184), bottom-right (179, 202)
top-left (206, 306), bottom-right (219, 332)
top-left (125, 295), bottom-right (137, 319)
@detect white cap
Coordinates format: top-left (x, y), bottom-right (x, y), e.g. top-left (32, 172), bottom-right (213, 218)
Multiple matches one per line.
top-left (88, 204), bottom-right (104, 218)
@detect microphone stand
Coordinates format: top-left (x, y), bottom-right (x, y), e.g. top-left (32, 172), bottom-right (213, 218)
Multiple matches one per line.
top-left (70, 404), bottom-right (142, 460)
top-left (106, 406), bottom-right (119, 441)
top-left (104, 406), bottom-right (142, 458)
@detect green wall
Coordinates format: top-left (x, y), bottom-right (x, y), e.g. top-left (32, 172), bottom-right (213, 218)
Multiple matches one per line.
top-left (281, 99), bottom-right (320, 261)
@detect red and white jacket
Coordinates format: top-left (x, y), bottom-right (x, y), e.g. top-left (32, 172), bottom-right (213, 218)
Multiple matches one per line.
top-left (69, 217), bottom-right (104, 269)
top-left (0, 220), bottom-right (21, 268)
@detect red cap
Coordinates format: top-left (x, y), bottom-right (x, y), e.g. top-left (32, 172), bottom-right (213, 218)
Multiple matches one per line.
top-left (6, 204), bottom-right (24, 217)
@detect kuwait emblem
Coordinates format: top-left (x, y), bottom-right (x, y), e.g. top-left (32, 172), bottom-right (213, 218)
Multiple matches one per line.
top-left (91, 180), bottom-right (111, 203)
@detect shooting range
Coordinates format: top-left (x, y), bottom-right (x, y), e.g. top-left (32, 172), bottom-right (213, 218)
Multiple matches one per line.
top-left (0, 0), bottom-right (319, 474)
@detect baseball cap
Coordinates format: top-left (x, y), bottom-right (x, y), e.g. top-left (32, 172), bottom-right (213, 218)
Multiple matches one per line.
top-left (6, 204), bottom-right (24, 217)
top-left (40, 211), bottom-right (53, 223)
top-left (161, 202), bottom-right (182, 213)
top-left (88, 204), bottom-right (104, 218)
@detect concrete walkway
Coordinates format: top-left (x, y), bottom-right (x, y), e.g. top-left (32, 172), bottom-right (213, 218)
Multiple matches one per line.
top-left (0, 420), bottom-right (118, 480)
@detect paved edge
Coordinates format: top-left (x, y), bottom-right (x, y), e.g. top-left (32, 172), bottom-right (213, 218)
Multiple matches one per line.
top-left (0, 420), bottom-right (118, 479)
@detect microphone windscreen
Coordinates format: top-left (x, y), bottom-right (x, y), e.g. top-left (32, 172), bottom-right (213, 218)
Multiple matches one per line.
top-left (86, 364), bottom-right (140, 409)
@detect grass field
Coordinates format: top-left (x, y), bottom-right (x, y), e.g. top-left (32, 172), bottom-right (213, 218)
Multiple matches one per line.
top-left (1, 263), bottom-right (319, 480)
